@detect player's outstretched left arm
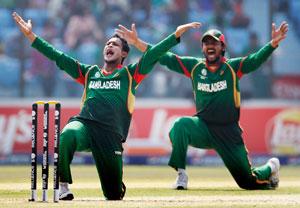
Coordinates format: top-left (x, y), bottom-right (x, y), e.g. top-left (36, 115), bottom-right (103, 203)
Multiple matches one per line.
top-left (270, 21), bottom-right (288, 48)
top-left (231, 21), bottom-right (289, 76)
top-left (115, 22), bottom-right (201, 85)
top-left (116, 23), bottom-right (201, 77)
top-left (174, 22), bottom-right (202, 38)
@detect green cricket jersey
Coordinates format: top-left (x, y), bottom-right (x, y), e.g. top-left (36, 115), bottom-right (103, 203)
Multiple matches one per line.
top-left (159, 43), bottom-right (276, 124)
top-left (32, 34), bottom-right (179, 141)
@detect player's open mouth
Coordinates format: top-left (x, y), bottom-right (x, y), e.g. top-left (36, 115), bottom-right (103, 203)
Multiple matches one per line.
top-left (106, 49), bottom-right (114, 57)
top-left (207, 49), bottom-right (216, 55)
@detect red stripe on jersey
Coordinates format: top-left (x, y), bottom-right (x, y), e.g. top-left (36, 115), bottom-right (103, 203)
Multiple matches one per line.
top-left (75, 62), bottom-right (85, 85)
top-left (175, 55), bottom-right (190, 77)
top-left (133, 62), bottom-right (146, 84)
top-left (237, 57), bottom-right (246, 79)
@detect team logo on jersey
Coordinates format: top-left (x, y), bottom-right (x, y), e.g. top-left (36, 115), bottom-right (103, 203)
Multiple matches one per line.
top-left (199, 69), bottom-right (207, 79)
top-left (220, 70), bottom-right (224, 76)
top-left (95, 72), bottom-right (101, 78)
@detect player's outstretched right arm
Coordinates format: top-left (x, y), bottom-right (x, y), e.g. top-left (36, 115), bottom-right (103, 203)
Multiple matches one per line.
top-left (12, 12), bottom-right (37, 43)
top-left (12, 12), bottom-right (89, 84)
top-left (116, 23), bottom-right (200, 77)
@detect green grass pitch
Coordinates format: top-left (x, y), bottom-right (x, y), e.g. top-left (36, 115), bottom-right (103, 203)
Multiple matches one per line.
top-left (0, 165), bottom-right (300, 207)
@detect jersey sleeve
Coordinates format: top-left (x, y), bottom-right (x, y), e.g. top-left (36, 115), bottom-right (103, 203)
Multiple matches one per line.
top-left (127, 33), bottom-right (179, 85)
top-left (228, 42), bottom-right (276, 79)
top-left (159, 52), bottom-right (199, 77)
top-left (31, 36), bottom-right (90, 85)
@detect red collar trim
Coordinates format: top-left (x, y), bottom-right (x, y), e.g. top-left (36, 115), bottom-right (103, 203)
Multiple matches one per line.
top-left (116, 64), bottom-right (123, 69)
top-left (101, 64), bottom-right (123, 76)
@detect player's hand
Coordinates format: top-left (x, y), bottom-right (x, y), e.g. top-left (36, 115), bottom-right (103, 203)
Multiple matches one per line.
top-left (12, 12), bottom-right (36, 43)
top-left (115, 23), bottom-right (148, 52)
top-left (116, 23), bottom-right (138, 45)
top-left (271, 21), bottom-right (288, 47)
top-left (175, 22), bottom-right (201, 38)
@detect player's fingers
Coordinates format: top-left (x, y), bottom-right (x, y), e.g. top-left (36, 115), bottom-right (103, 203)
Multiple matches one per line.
top-left (12, 11), bottom-right (20, 20)
top-left (13, 16), bottom-right (24, 29)
top-left (12, 12), bottom-right (22, 24)
top-left (272, 23), bottom-right (276, 34)
top-left (15, 13), bottom-right (26, 26)
top-left (14, 14), bottom-right (27, 27)
top-left (282, 27), bottom-right (288, 34)
top-left (28, 19), bottom-right (32, 27)
top-left (132, 23), bottom-right (137, 33)
top-left (192, 22), bottom-right (201, 27)
top-left (279, 21), bottom-right (287, 29)
top-left (18, 18), bottom-right (28, 29)
top-left (115, 29), bottom-right (124, 34)
top-left (118, 24), bottom-right (130, 33)
top-left (115, 29), bottom-right (125, 37)
top-left (281, 23), bottom-right (288, 33)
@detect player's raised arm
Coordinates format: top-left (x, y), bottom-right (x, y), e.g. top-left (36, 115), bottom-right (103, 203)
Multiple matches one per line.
top-left (174, 22), bottom-right (201, 38)
top-left (230, 21), bottom-right (289, 75)
top-left (12, 12), bottom-right (37, 43)
top-left (116, 22), bottom-right (201, 52)
top-left (116, 23), bottom-right (201, 77)
top-left (12, 11), bottom-right (89, 83)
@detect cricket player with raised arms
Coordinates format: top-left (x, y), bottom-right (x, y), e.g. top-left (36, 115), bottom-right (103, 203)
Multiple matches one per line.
top-left (117, 20), bottom-right (288, 190)
top-left (13, 11), bottom-right (201, 200)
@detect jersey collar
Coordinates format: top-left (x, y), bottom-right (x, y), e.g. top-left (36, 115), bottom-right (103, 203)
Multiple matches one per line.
top-left (101, 64), bottom-right (123, 76)
top-left (205, 57), bottom-right (227, 73)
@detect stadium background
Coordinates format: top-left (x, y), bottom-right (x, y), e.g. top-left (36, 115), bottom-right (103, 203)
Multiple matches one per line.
top-left (0, 0), bottom-right (299, 166)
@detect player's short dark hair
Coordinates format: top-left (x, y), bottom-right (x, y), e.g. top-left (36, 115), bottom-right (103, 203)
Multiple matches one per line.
top-left (110, 34), bottom-right (130, 64)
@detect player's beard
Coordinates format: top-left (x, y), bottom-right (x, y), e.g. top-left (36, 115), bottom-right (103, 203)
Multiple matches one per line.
top-left (204, 54), bottom-right (222, 65)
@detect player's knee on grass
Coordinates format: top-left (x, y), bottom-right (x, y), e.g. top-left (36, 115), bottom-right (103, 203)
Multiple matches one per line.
top-left (104, 182), bottom-right (126, 200)
top-left (234, 174), bottom-right (269, 190)
top-left (236, 180), bottom-right (254, 190)
top-left (232, 172), bottom-right (254, 190)
top-left (104, 191), bottom-right (124, 200)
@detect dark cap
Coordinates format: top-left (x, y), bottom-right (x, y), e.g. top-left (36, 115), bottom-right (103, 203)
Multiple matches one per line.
top-left (201, 29), bottom-right (226, 45)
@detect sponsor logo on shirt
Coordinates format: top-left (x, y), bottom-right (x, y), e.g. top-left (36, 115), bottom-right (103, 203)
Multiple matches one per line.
top-left (89, 80), bottom-right (121, 90)
top-left (197, 80), bottom-right (227, 92)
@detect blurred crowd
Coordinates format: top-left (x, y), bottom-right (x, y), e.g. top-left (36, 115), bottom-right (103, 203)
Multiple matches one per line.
top-left (0, 0), bottom-right (298, 99)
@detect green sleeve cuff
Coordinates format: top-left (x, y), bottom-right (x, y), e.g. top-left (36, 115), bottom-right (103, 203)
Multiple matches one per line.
top-left (266, 41), bottom-right (277, 51)
top-left (170, 33), bottom-right (181, 44)
top-left (31, 36), bottom-right (45, 50)
top-left (145, 44), bottom-right (152, 51)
